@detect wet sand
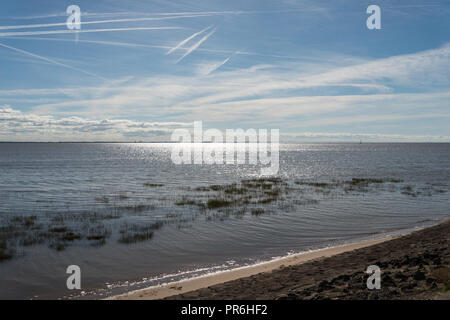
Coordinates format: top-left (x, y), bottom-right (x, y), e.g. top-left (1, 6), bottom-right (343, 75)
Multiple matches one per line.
top-left (111, 219), bottom-right (450, 300)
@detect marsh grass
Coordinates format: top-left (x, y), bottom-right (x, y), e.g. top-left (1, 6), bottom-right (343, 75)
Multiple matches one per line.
top-left (0, 211), bottom-right (116, 260)
top-left (49, 226), bottom-right (70, 233)
top-left (175, 197), bottom-right (200, 206)
top-left (11, 215), bottom-right (38, 228)
top-left (119, 204), bottom-right (155, 213)
top-left (181, 176), bottom-right (425, 223)
top-left (49, 241), bottom-right (67, 251)
top-left (401, 185), bottom-right (418, 197)
top-left (293, 199), bottom-right (319, 205)
top-left (0, 240), bottom-right (14, 261)
top-left (207, 198), bottom-right (233, 209)
top-left (258, 197), bottom-right (278, 204)
top-left (143, 183), bottom-right (164, 187)
top-left (4, 216), bottom-right (114, 253)
top-left (1, 176), bottom-right (447, 262)
top-left (118, 231), bottom-right (154, 244)
top-left (182, 177), bottom-right (305, 219)
top-left (251, 208), bottom-right (264, 216)
top-left (60, 232), bottom-right (82, 242)
top-left (95, 196), bottom-right (109, 204)
top-left (348, 178), bottom-right (383, 185)
top-left (118, 222), bottom-right (163, 244)
top-left (117, 194), bottom-right (129, 200)
top-left (224, 185), bottom-right (247, 195)
top-left (295, 181), bottom-right (335, 188)
top-left (49, 211), bottom-right (120, 223)
top-left (86, 225), bottom-right (111, 246)
top-left (0, 251), bottom-right (13, 261)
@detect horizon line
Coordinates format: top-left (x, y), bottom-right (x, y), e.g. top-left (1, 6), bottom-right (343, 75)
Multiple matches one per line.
top-left (0, 141), bottom-right (449, 144)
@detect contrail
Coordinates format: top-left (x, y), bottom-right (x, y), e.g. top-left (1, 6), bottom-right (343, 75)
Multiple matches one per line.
top-left (205, 57), bottom-right (231, 75)
top-left (8, 36), bottom-right (173, 50)
top-left (176, 28), bottom-right (216, 63)
top-left (7, 36), bottom-right (335, 62)
top-left (13, 8), bottom-right (329, 20)
top-left (0, 42), bottom-right (105, 80)
top-left (12, 10), bottom-right (246, 20)
top-left (0, 14), bottom-right (213, 30)
top-left (166, 25), bottom-right (213, 55)
top-left (204, 53), bottom-right (235, 75)
top-left (0, 26), bottom-right (182, 37)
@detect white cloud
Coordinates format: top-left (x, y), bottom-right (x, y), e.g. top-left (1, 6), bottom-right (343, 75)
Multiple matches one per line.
top-left (281, 132), bottom-right (450, 142)
top-left (1, 105), bottom-right (449, 142)
top-left (0, 105), bottom-right (191, 141)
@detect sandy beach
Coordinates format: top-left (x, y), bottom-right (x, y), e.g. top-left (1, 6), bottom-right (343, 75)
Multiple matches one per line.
top-left (111, 219), bottom-right (450, 300)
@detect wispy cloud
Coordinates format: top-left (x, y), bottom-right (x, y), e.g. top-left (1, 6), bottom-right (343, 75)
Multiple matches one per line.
top-left (1, 44), bottom-right (448, 117)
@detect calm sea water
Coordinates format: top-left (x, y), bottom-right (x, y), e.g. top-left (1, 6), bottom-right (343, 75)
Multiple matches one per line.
top-left (0, 143), bottom-right (449, 299)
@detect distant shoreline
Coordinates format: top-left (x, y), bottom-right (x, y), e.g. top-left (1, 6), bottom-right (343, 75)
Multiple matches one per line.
top-left (110, 218), bottom-right (450, 300)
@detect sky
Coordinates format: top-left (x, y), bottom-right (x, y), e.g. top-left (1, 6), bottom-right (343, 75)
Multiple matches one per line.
top-left (0, 0), bottom-right (449, 142)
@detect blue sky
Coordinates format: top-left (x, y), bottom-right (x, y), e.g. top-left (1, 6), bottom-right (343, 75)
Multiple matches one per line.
top-left (0, 0), bottom-right (449, 142)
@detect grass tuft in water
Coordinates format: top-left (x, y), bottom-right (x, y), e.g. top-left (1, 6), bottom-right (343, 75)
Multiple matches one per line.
top-left (118, 222), bottom-right (163, 244)
top-left (143, 183), bottom-right (164, 187)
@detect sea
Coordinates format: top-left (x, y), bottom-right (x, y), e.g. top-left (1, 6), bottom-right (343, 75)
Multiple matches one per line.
top-left (0, 142), bottom-right (449, 299)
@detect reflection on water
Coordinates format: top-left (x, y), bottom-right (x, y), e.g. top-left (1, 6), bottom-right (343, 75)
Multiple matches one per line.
top-left (0, 143), bottom-right (449, 299)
